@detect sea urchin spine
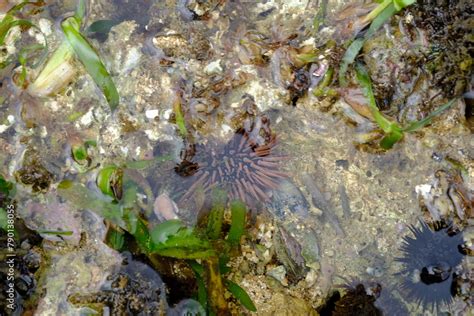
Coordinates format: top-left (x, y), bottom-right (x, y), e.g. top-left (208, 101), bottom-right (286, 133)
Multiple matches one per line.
top-left (177, 130), bottom-right (287, 207)
top-left (395, 220), bottom-right (465, 312)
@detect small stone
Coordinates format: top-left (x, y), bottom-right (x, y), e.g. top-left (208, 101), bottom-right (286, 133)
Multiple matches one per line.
top-left (204, 60), bottom-right (223, 75)
top-left (326, 249), bottom-right (334, 257)
top-left (153, 193), bottom-right (179, 221)
top-left (335, 159), bottom-right (349, 170)
top-left (0, 124), bottom-right (9, 133)
top-left (145, 109), bottom-right (159, 119)
top-left (366, 266), bottom-right (384, 277)
top-left (267, 265), bottom-right (287, 286)
top-left (304, 268), bottom-right (318, 288)
top-left (163, 109), bottom-right (172, 120)
top-left (79, 110), bottom-right (94, 127)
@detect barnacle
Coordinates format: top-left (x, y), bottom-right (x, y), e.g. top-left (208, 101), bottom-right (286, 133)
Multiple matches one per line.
top-left (175, 126), bottom-right (286, 208)
top-left (395, 220), bottom-right (465, 311)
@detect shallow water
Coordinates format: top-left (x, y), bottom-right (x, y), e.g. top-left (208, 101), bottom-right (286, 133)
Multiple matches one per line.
top-left (0, 0), bottom-right (472, 315)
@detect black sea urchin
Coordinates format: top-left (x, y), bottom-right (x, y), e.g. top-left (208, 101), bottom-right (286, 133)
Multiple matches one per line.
top-left (395, 220), bottom-right (465, 311)
top-left (176, 129), bottom-right (286, 207)
top-left (337, 279), bottom-right (409, 316)
top-left (334, 283), bottom-right (383, 316)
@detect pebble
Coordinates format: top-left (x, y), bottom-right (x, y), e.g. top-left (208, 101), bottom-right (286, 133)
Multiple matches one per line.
top-left (267, 265), bottom-right (288, 286)
top-left (145, 109), bottom-right (159, 119)
top-left (204, 59), bottom-right (223, 75)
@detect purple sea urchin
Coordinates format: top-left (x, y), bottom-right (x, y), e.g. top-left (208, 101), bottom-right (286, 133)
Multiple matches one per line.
top-left (175, 129), bottom-right (286, 208)
top-left (395, 220), bottom-right (465, 312)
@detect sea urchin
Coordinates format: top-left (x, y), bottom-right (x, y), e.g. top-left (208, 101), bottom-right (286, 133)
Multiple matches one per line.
top-left (176, 129), bottom-right (286, 208)
top-left (395, 220), bottom-right (465, 312)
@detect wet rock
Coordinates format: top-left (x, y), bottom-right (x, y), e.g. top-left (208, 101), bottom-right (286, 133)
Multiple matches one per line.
top-left (266, 265), bottom-right (288, 286)
top-left (320, 283), bottom-right (383, 316)
top-left (111, 0), bottom-right (152, 31)
top-left (410, 1), bottom-right (473, 98)
top-left (15, 149), bottom-right (54, 193)
top-left (416, 169), bottom-right (473, 227)
top-left (273, 224), bottom-right (308, 282)
top-left (337, 184), bottom-right (352, 219)
top-left (257, 292), bottom-right (318, 316)
top-left (153, 193), bottom-right (180, 222)
top-left (23, 200), bottom-right (82, 245)
top-left (69, 255), bottom-right (167, 315)
top-left (301, 174), bottom-right (345, 237)
top-left (168, 299), bottom-right (205, 316)
top-left (0, 219), bottom-right (43, 315)
top-left (269, 179), bottom-right (310, 219)
top-left (360, 1), bottom-right (473, 123)
top-left (33, 212), bottom-right (122, 315)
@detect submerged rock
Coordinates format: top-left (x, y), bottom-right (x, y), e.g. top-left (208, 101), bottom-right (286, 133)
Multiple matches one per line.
top-left (69, 254), bottom-right (167, 315)
top-left (15, 149), bottom-right (54, 193)
top-left (167, 299), bottom-right (205, 316)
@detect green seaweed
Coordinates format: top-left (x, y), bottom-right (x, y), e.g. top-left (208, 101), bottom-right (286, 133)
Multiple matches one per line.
top-left (61, 17), bottom-right (119, 110)
top-left (149, 196), bottom-right (254, 313)
top-left (0, 174), bottom-right (14, 197)
top-left (356, 63), bottom-right (403, 149)
top-left (87, 19), bottom-right (118, 36)
top-left (150, 220), bottom-right (215, 259)
top-left (29, 41), bottom-right (75, 95)
top-left (355, 63), bottom-right (459, 149)
top-left (57, 180), bottom-right (125, 228)
top-left (338, 0), bottom-right (417, 86)
top-left (96, 165), bottom-right (123, 200)
top-left (190, 260), bottom-right (209, 311)
top-left (36, 230), bottom-right (74, 236)
top-left (71, 144), bottom-right (88, 162)
top-left (313, 67), bottom-right (336, 97)
top-left (225, 280), bottom-right (257, 312)
top-left (206, 189), bottom-right (227, 240)
top-left (313, 0), bottom-right (328, 31)
top-left (339, 3), bottom-right (397, 86)
top-left (0, 174), bottom-right (14, 231)
top-left (0, 208), bottom-right (8, 231)
top-left (402, 99), bottom-right (459, 133)
top-left (59, 169), bottom-right (254, 313)
top-left (0, 1), bottom-right (43, 45)
top-left (105, 226), bottom-right (125, 251)
top-left (17, 44), bottom-right (44, 87)
top-left (0, 1), bottom-right (48, 79)
top-left (227, 200), bottom-right (246, 245)
top-left (173, 96), bottom-right (188, 137)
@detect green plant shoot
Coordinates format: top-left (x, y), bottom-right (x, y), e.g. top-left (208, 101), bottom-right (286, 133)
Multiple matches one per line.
top-left (207, 189), bottom-right (227, 239)
top-left (225, 280), bottom-right (257, 312)
top-left (61, 17), bottom-right (119, 110)
top-left (355, 63), bottom-right (403, 149)
top-left (227, 200), bottom-right (246, 245)
top-left (355, 63), bottom-right (459, 149)
top-left (339, 0), bottom-right (414, 86)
